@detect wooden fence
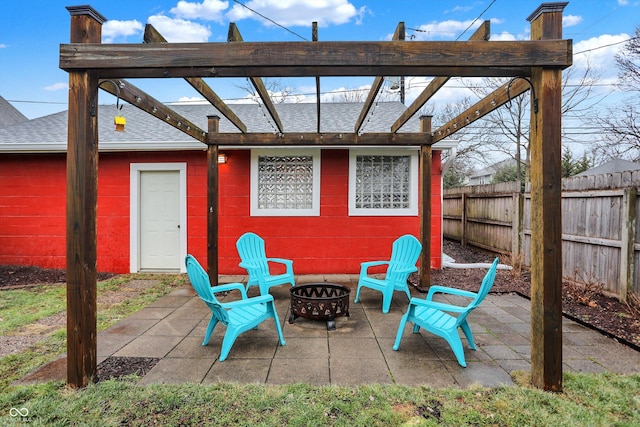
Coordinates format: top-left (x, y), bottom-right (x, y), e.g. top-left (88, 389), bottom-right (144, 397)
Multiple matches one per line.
top-left (443, 171), bottom-right (639, 301)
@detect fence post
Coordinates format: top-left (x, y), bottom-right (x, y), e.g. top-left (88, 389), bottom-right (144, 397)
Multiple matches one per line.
top-left (620, 187), bottom-right (637, 302)
top-left (461, 193), bottom-right (467, 247)
top-left (512, 192), bottom-right (524, 262)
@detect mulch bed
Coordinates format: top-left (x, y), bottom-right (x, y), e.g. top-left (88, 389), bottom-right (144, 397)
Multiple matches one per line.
top-left (97, 357), bottom-right (160, 382)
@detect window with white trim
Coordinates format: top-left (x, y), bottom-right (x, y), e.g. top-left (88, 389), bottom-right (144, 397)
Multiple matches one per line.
top-left (250, 149), bottom-right (321, 216)
top-left (348, 149), bottom-right (418, 216)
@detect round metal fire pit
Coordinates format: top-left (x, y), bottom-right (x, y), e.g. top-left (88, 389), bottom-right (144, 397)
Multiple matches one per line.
top-left (289, 283), bottom-right (350, 330)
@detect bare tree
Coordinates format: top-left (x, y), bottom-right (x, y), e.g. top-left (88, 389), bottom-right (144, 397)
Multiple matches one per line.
top-left (591, 27), bottom-right (640, 162)
top-left (432, 98), bottom-right (492, 187)
top-left (235, 78), bottom-right (298, 103)
top-left (464, 59), bottom-right (603, 182)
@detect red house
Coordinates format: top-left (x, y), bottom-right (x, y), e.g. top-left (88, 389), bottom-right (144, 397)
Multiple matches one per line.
top-left (0, 101), bottom-right (451, 274)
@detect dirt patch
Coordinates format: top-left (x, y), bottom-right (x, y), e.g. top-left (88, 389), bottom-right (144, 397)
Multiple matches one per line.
top-left (0, 265), bottom-right (115, 289)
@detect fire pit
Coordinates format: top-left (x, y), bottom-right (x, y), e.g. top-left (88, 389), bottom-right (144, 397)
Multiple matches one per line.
top-left (289, 283), bottom-right (350, 330)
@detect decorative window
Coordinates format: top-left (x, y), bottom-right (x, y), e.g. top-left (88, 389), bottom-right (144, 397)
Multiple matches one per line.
top-left (250, 149), bottom-right (321, 216)
top-left (348, 149), bottom-right (418, 216)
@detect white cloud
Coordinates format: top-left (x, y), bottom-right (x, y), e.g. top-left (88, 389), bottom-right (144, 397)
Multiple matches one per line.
top-left (173, 96), bottom-right (209, 104)
top-left (490, 31), bottom-right (516, 41)
top-left (0, 43), bottom-right (6, 48)
top-left (170, 0), bottom-right (229, 22)
top-left (563, 15), bottom-right (582, 28)
top-left (102, 19), bottom-right (144, 43)
top-left (44, 82), bottom-right (68, 91)
top-left (147, 15), bottom-right (212, 42)
top-left (226, 0), bottom-right (363, 28)
top-left (409, 19), bottom-right (484, 40)
top-left (618, 0), bottom-right (629, 5)
top-left (573, 33), bottom-right (629, 76)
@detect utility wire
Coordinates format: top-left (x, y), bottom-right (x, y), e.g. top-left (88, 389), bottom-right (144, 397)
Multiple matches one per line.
top-left (407, 0), bottom-right (497, 40)
top-left (455, 0), bottom-right (496, 41)
top-left (231, 0), bottom-right (308, 41)
top-left (574, 36), bottom-right (638, 56)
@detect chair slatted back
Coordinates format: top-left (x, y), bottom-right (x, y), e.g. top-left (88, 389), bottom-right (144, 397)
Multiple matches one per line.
top-left (185, 255), bottom-right (230, 324)
top-left (236, 232), bottom-right (270, 277)
top-left (455, 258), bottom-right (499, 326)
top-left (386, 234), bottom-right (422, 284)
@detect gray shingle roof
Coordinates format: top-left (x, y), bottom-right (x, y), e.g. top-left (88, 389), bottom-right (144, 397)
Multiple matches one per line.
top-left (0, 96), bottom-right (28, 128)
top-left (0, 101), bottom-right (422, 152)
top-left (576, 158), bottom-right (640, 176)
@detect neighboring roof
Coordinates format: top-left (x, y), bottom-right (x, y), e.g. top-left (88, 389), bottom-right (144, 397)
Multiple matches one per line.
top-left (575, 158), bottom-right (640, 176)
top-left (469, 158), bottom-right (518, 179)
top-left (0, 96), bottom-right (28, 127)
top-left (0, 101), bottom-right (434, 153)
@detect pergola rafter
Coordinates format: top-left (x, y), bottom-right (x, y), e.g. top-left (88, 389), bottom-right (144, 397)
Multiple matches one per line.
top-left (355, 22), bottom-right (405, 135)
top-left (62, 3), bottom-right (571, 393)
top-left (227, 23), bottom-right (284, 134)
top-left (391, 20), bottom-right (491, 133)
top-left (144, 24), bottom-right (247, 133)
top-left (98, 78), bottom-right (207, 143)
top-left (432, 78), bottom-right (531, 143)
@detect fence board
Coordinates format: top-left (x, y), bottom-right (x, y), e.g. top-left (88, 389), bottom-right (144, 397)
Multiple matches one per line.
top-left (444, 171), bottom-right (639, 300)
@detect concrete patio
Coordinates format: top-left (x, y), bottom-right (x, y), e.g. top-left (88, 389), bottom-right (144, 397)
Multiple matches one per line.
top-left (19, 275), bottom-right (640, 387)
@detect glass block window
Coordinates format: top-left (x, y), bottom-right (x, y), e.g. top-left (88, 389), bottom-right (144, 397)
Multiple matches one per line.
top-left (251, 149), bottom-right (320, 216)
top-left (349, 149), bottom-right (418, 216)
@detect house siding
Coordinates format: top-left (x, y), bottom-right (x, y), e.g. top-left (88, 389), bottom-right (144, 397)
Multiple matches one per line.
top-left (0, 150), bottom-right (443, 274)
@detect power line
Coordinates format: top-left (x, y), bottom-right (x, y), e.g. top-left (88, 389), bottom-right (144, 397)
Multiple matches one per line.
top-left (231, 0), bottom-right (308, 41)
top-left (455, 0), bottom-right (497, 41)
top-left (574, 36), bottom-right (638, 56)
top-left (407, 0), bottom-right (497, 40)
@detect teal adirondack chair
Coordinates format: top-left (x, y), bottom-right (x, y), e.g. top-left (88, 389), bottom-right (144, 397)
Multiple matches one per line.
top-left (354, 234), bottom-right (422, 314)
top-left (236, 232), bottom-right (295, 295)
top-left (393, 257), bottom-right (499, 367)
top-left (185, 254), bottom-right (285, 361)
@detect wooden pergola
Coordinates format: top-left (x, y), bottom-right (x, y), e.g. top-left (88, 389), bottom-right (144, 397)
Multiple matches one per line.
top-left (61, 3), bottom-right (571, 390)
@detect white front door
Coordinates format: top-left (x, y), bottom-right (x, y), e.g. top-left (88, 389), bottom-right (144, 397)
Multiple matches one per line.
top-left (130, 163), bottom-right (187, 273)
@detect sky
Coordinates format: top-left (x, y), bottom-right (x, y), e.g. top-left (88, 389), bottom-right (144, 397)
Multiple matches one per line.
top-left (1, 0), bottom-right (638, 145)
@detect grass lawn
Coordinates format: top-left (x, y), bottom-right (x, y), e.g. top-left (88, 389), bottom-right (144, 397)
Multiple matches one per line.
top-left (1, 275), bottom-right (639, 426)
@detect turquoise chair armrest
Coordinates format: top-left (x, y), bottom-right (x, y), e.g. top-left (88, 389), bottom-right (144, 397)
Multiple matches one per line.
top-left (221, 294), bottom-right (274, 309)
top-left (409, 297), bottom-right (468, 313)
top-left (212, 282), bottom-right (248, 299)
top-left (426, 285), bottom-right (477, 301)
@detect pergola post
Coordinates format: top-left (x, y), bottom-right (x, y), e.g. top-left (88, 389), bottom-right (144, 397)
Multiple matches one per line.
top-left (65, 5), bottom-right (106, 388)
top-left (527, 2), bottom-right (567, 392)
top-left (206, 116), bottom-right (220, 286)
top-left (419, 116), bottom-right (432, 289)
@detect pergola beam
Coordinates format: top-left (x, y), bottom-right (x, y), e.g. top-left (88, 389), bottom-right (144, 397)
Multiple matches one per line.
top-left (144, 24), bottom-right (247, 133)
top-left (432, 78), bottom-right (530, 143)
top-left (355, 22), bottom-right (405, 134)
top-left (391, 21), bottom-right (491, 133)
top-left (208, 132), bottom-right (431, 146)
top-left (60, 40), bottom-right (572, 78)
top-left (228, 23), bottom-right (284, 134)
top-left (98, 78), bottom-right (207, 143)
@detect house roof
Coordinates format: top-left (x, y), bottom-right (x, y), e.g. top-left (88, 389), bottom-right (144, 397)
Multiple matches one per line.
top-left (0, 96), bottom-right (28, 128)
top-left (469, 158), bottom-right (518, 179)
top-left (0, 101), bottom-right (436, 153)
top-left (575, 158), bottom-right (640, 176)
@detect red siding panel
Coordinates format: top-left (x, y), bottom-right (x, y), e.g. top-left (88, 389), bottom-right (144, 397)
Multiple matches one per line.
top-left (1, 149), bottom-right (443, 274)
